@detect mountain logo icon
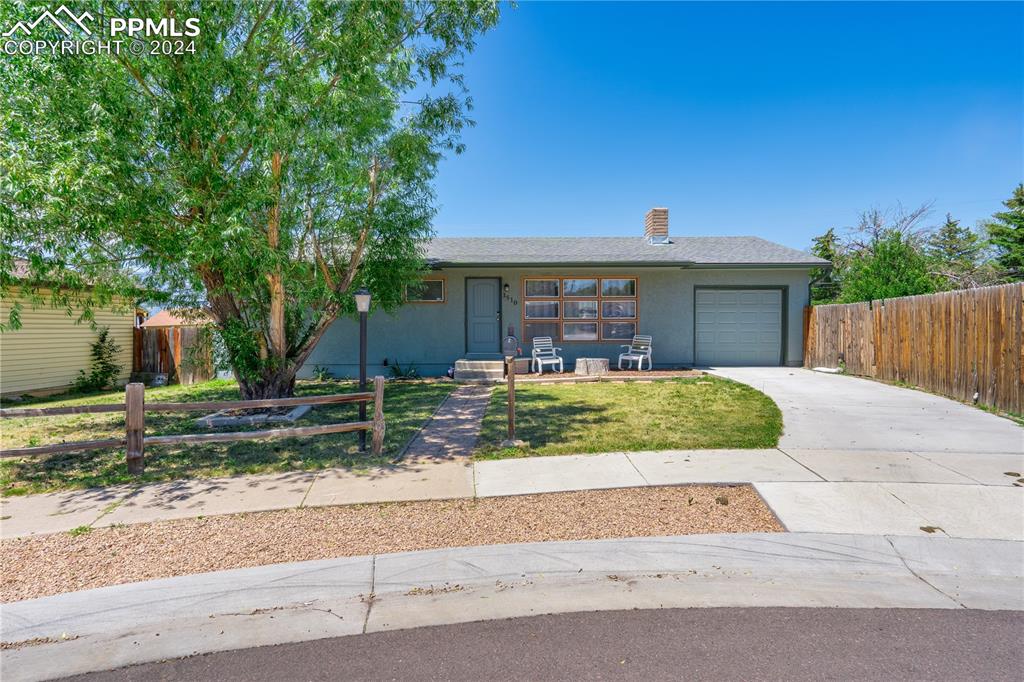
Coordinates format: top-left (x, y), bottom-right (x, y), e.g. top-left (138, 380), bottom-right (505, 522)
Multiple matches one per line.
top-left (2, 5), bottom-right (94, 37)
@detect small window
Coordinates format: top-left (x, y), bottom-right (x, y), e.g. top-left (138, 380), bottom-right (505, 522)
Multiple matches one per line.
top-left (601, 300), bottom-right (636, 319)
top-left (603, 321), bottom-right (636, 340)
top-left (602, 278), bottom-right (636, 297)
top-left (563, 300), bottom-right (598, 319)
top-left (525, 279), bottom-right (559, 297)
top-left (563, 322), bottom-right (598, 341)
top-left (525, 321), bottom-right (559, 341)
top-left (563, 279), bottom-right (597, 297)
top-left (525, 300), bottom-right (560, 319)
top-left (407, 278), bottom-right (445, 303)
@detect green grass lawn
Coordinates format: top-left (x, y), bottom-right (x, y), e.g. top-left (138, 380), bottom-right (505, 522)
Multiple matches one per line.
top-left (475, 376), bottom-right (782, 459)
top-left (0, 379), bottom-right (455, 495)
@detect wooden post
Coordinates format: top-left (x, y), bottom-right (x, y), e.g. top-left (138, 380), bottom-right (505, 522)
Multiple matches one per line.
top-left (371, 375), bottom-right (385, 455)
top-left (506, 356), bottom-right (516, 442)
top-left (172, 327), bottom-right (183, 384)
top-left (125, 382), bottom-right (145, 475)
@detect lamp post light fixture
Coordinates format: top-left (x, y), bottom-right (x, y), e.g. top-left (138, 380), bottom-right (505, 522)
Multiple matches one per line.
top-left (355, 287), bottom-right (371, 451)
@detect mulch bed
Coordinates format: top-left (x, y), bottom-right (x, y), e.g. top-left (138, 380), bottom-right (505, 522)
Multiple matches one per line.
top-left (1, 485), bottom-right (781, 603)
top-left (602, 369), bottom-right (704, 379)
top-left (517, 369), bottom-right (704, 384)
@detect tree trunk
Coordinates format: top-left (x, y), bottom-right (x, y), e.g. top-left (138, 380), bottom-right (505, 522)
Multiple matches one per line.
top-left (236, 367), bottom-right (298, 399)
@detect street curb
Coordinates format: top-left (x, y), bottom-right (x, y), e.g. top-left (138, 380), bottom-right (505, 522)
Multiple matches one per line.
top-left (2, 532), bottom-right (1022, 682)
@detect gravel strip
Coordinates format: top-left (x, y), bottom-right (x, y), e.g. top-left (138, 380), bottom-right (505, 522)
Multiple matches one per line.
top-left (1, 485), bottom-right (781, 603)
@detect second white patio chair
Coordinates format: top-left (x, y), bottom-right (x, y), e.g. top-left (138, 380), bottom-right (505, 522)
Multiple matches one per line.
top-left (618, 335), bottom-right (653, 371)
top-left (531, 336), bottom-right (564, 374)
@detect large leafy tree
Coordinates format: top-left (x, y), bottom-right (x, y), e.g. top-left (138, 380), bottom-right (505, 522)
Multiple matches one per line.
top-left (983, 183), bottom-right (1024, 281)
top-left (838, 229), bottom-right (937, 303)
top-left (808, 204), bottom-right (938, 304)
top-left (0, 1), bottom-right (499, 397)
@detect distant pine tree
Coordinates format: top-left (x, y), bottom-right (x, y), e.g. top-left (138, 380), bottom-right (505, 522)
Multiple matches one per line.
top-left (984, 184), bottom-right (1024, 281)
top-left (809, 228), bottom-right (841, 303)
top-left (926, 214), bottom-right (992, 289)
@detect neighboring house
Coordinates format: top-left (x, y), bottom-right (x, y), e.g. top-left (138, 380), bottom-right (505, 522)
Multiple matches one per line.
top-left (303, 208), bottom-right (830, 378)
top-left (0, 261), bottom-right (138, 396)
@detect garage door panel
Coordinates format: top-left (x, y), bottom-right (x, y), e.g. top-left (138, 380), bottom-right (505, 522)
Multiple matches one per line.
top-left (695, 311), bottom-right (717, 324)
top-left (695, 289), bottom-right (782, 366)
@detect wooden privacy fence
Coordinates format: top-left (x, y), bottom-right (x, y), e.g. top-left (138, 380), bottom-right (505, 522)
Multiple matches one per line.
top-left (804, 283), bottom-right (1023, 414)
top-left (0, 376), bottom-right (387, 471)
top-left (133, 326), bottom-right (214, 385)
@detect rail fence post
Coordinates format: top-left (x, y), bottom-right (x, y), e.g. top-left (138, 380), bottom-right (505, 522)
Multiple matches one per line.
top-left (371, 375), bottom-right (385, 455)
top-left (125, 382), bottom-right (145, 475)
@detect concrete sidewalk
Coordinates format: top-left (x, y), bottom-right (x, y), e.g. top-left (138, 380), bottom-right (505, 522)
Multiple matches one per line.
top-left (3, 532), bottom-right (1022, 681)
top-left (3, 447), bottom-right (1022, 540)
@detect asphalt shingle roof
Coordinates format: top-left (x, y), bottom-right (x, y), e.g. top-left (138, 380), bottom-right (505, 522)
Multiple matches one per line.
top-left (424, 236), bottom-right (827, 266)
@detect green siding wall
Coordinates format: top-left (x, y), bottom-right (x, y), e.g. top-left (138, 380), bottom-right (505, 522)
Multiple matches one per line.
top-left (302, 266), bottom-right (812, 378)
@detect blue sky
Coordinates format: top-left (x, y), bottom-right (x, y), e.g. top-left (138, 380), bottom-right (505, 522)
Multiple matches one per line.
top-left (431, 1), bottom-right (1024, 250)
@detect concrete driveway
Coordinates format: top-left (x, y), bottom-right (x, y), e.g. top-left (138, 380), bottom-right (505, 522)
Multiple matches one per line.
top-left (708, 367), bottom-right (1022, 453)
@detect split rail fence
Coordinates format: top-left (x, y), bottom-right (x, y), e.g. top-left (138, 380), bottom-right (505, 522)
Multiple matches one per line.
top-left (0, 376), bottom-right (386, 472)
top-left (804, 283), bottom-right (1023, 415)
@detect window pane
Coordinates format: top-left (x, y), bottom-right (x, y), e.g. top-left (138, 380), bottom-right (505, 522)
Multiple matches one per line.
top-left (407, 279), bottom-right (444, 302)
top-left (602, 322), bottom-right (636, 340)
top-left (563, 322), bottom-right (598, 341)
top-left (525, 279), bottom-right (559, 297)
top-left (525, 322), bottom-right (559, 343)
top-left (601, 300), bottom-right (636, 318)
top-left (525, 300), bottom-right (559, 319)
top-left (563, 279), bottom-right (597, 297)
top-left (564, 300), bottom-right (598, 319)
top-left (602, 278), bottom-right (636, 297)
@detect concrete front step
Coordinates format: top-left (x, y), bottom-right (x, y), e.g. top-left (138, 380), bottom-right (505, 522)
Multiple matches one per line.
top-left (455, 360), bottom-right (504, 371)
top-left (454, 358), bottom-right (530, 382)
top-left (454, 370), bottom-right (504, 381)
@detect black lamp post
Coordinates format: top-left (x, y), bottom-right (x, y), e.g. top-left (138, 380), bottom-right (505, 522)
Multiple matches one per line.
top-left (354, 287), bottom-right (371, 452)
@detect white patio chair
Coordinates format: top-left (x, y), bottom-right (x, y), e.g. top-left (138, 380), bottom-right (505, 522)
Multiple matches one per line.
top-left (531, 337), bottom-right (564, 374)
top-left (618, 335), bottom-right (653, 371)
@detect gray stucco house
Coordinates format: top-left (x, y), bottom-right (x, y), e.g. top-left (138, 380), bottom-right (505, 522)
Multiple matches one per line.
top-left (303, 208), bottom-right (829, 378)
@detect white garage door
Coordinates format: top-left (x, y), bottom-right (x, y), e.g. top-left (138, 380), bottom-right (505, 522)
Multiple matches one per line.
top-left (695, 289), bottom-right (782, 366)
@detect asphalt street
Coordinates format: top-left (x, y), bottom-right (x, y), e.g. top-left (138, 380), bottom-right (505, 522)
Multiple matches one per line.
top-left (67, 607), bottom-right (1023, 681)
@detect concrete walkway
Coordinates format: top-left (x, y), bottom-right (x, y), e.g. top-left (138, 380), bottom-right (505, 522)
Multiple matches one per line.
top-left (708, 366), bottom-right (1023, 452)
top-left (3, 446), bottom-right (1022, 540)
top-left (400, 384), bottom-right (492, 459)
top-left (3, 532), bottom-right (1022, 680)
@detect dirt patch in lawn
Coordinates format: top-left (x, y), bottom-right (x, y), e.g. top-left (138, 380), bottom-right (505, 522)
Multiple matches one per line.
top-left (1, 485), bottom-right (781, 602)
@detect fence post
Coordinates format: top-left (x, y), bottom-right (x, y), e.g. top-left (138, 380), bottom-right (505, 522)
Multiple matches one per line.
top-left (125, 382), bottom-right (145, 475)
top-left (371, 375), bottom-right (385, 455)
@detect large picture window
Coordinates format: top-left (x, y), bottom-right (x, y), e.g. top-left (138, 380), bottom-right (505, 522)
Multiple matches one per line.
top-left (522, 276), bottom-right (638, 342)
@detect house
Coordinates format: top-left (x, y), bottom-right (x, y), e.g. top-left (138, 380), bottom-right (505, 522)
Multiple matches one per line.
top-left (0, 260), bottom-right (139, 396)
top-left (302, 208), bottom-right (830, 379)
